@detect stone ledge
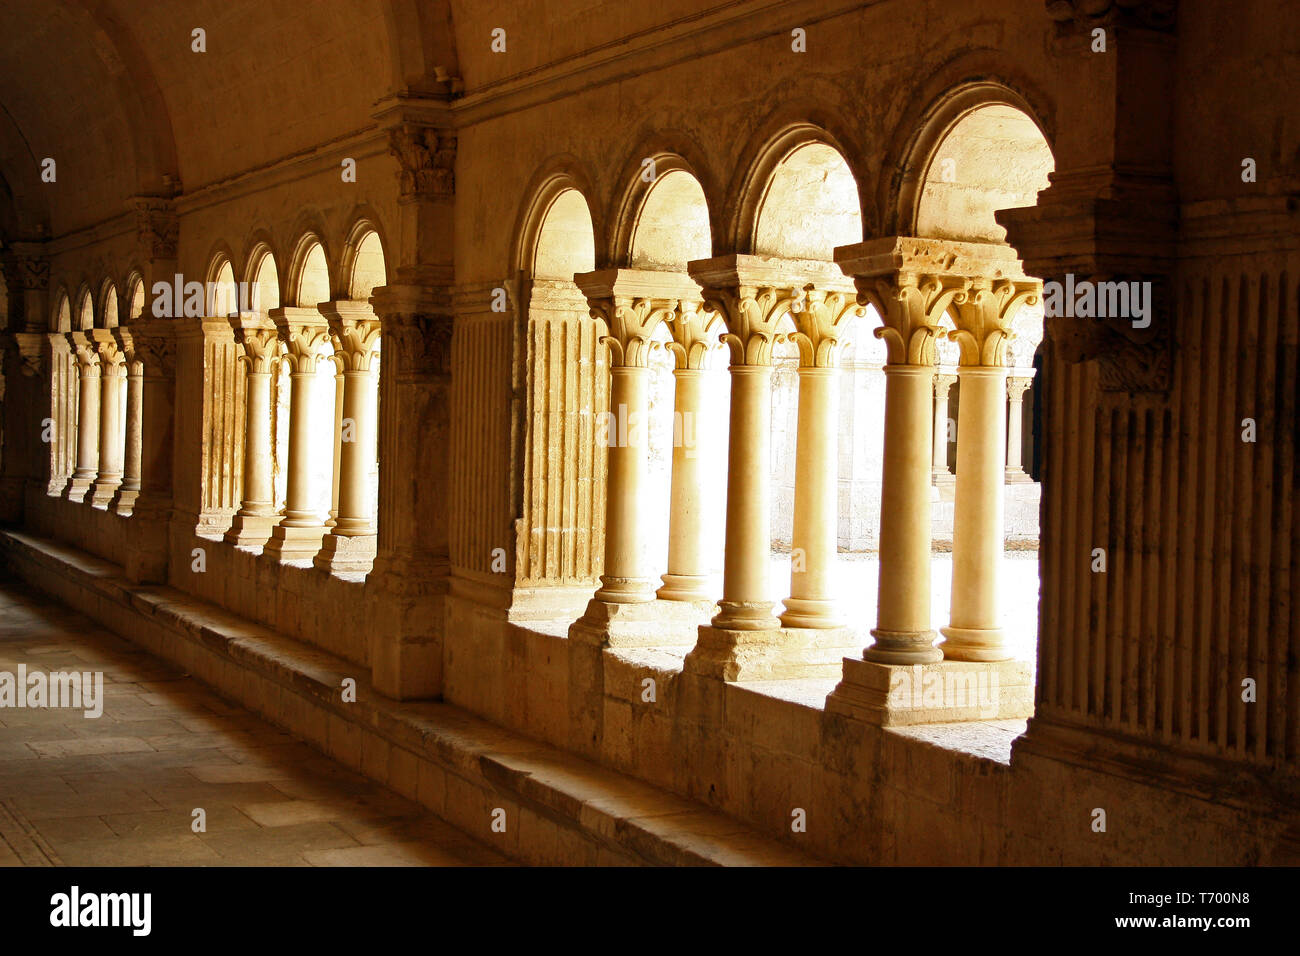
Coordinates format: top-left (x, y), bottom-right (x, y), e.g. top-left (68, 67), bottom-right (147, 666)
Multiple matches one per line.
top-left (0, 529), bottom-right (822, 867)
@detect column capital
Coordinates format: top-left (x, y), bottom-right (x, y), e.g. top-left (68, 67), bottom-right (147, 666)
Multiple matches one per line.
top-left (68, 331), bottom-right (102, 372)
top-left (835, 237), bottom-right (1033, 367)
top-left (1007, 372), bottom-right (1036, 401)
top-left (270, 307), bottom-right (331, 373)
top-left (575, 268), bottom-right (701, 368)
top-left (948, 276), bottom-right (1043, 368)
top-left (230, 314), bottom-right (280, 374)
top-left (787, 285), bottom-right (863, 368)
top-left (320, 300), bottom-right (382, 373)
top-left (934, 369), bottom-right (959, 395)
top-left (665, 299), bottom-right (720, 370)
top-left (687, 254), bottom-right (845, 366)
top-left (91, 329), bottom-right (126, 373)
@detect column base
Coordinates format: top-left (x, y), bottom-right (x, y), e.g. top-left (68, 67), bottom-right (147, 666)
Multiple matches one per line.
top-left (656, 572), bottom-right (713, 603)
top-left (939, 625), bottom-right (1011, 662)
top-left (827, 657), bottom-right (1033, 726)
top-left (1005, 467), bottom-right (1034, 484)
top-left (862, 627), bottom-right (943, 665)
top-left (593, 574), bottom-right (657, 604)
top-left (313, 531), bottom-right (377, 574)
top-left (682, 624), bottom-right (858, 682)
top-left (710, 600), bottom-right (780, 631)
top-left (262, 523), bottom-right (328, 563)
top-left (779, 597), bottom-right (844, 630)
top-left (90, 478), bottom-right (122, 508)
top-left (224, 511), bottom-right (282, 548)
top-left (65, 476), bottom-right (94, 503)
top-left (110, 486), bottom-right (140, 516)
top-left (569, 597), bottom-right (711, 650)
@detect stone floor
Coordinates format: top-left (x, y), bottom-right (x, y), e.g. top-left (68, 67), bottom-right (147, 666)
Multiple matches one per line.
top-left (0, 573), bottom-right (512, 867)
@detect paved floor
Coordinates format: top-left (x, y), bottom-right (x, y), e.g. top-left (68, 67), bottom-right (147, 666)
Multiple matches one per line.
top-left (0, 574), bottom-right (511, 866)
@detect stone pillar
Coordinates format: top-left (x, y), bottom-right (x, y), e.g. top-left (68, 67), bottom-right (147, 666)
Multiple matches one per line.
top-left (780, 287), bottom-right (862, 628)
top-left (569, 269), bottom-right (706, 645)
top-left (316, 301), bottom-right (381, 573)
top-left (226, 316), bottom-right (281, 546)
top-left (932, 370), bottom-right (957, 484)
top-left (327, 364), bottom-right (345, 529)
top-left (66, 331), bottom-right (101, 503)
top-left (126, 319), bottom-right (177, 584)
top-left (657, 300), bottom-right (716, 603)
top-left (90, 331), bottom-right (126, 507)
top-left (0, 253), bottom-right (52, 518)
top-left (941, 277), bottom-right (1040, 662)
top-left (263, 308), bottom-right (332, 562)
top-left (364, 280), bottom-right (454, 700)
top-left (1005, 373), bottom-right (1034, 482)
top-left (683, 255), bottom-right (858, 681)
top-left (111, 328), bottom-right (143, 514)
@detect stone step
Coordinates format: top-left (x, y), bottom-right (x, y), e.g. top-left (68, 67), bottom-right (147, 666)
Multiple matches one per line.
top-left (0, 530), bottom-right (822, 867)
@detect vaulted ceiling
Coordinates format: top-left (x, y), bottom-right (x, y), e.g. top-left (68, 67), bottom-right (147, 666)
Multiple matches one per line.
top-left (0, 0), bottom-right (459, 240)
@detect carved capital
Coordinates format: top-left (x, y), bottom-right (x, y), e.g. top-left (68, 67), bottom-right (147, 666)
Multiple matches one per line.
top-left (133, 198), bottom-right (178, 260)
top-left (69, 332), bottom-right (102, 373)
top-left (92, 329), bottom-right (126, 373)
top-left (664, 299), bottom-right (720, 370)
top-left (1044, 273), bottom-right (1173, 392)
top-left (388, 124), bottom-right (456, 202)
top-left (271, 308), bottom-right (332, 373)
top-left (230, 315), bottom-right (281, 374)
top-left (13, 332), bottom-right (47, 376)
top-left (1007, 373), bottom-right (1035, 402)
top-left (112, 328), bottom-right (143, 375)
top-left (786, 286), bottom-right (864, 368)
top-left (948, 277), bottom-right (1042, 367)
top-left (128, 321), bottom-right (177, 377)
top-left (934, 370), bottom-right (959, 397)
top-left (575, 268), bottom-right (706, 369)
top-left (370, 283), bottom-right (453, 380)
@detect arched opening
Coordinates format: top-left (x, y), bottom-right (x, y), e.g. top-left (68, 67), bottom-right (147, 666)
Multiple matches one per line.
top-left (101, 281), bottom-right (119, 329)
top-left (209, 259), bottom-right (238, 317)
top-left (349, 230), bottom-right (386, 300)
top-left (75, 287), bottom-right (93, 331)
top-left (750, 140), bottom-right (864, 624)
top-left (296, 240), bottom-right (330, 308)
top-left (516, 185), bottom-right (600, 597)
top-left (626, 168), bottom-right (728, 598)
top-left (912, 100), bottom-right (1054, 670)
top-left (126, 275), bottom-right (144, 322)
top-left (249, 247), bottom-right (281, 314)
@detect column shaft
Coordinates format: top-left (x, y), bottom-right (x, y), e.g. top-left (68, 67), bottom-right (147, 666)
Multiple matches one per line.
top-left (69, 359), bottom-right (101, 502)
top-left (941, 366), bottom-right (1009, 661)
top-left (334, 367), bottom-right (379, 533)
top-left (595, 364), bottom-right (654, 602)
top-left (869, 364), bottom-right (941, 663)
top-left (657, 368), bottom-right (710, 601)
top-left (240, 371), bottom-right (275, 514)
top-left (781, 367), bottom-right (842, 628)
top-left (281, 367), bottom-right (320, 527)
top-left (92, 365), bottom-right (125, 504)
top-left (713, 364), bottom-right (778, 630)
top-left (115, 363), bottom-right (143, 511)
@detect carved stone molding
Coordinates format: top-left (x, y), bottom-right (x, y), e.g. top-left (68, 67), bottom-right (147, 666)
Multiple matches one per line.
top-left (1043, 273), bottom-right (1172, 393)
top-left (133, 198), bottom-right (179, 260)
top-left (6, 254), bottom-right (49, 291)
top-left (130, 321), bottom-right (178, 377)
top-left (388, 124), bottom-right (456, 202)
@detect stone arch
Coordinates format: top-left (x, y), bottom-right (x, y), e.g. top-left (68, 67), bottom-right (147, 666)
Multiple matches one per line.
top-left (98, 277), bottom-right (119, 328)
top-left (51, 287), bottom-right (71, 332)
top-left (734, 124), bottom-right (864, 260)
top-left (728, 104), bottom-right (869, 254)
top-left (341, 218), bottom-right (389, 300)
top-left (883, 67), bottom-right (1057, 240)
top-left (608, 132), bottom-right (721, 266)
top-left (514, 160), bottom-right (603, 279)
top-left (286, 232), bottom-right (332, 309)
top-left (124, 271), bottom-right (145, 322)
top-left (74, 284), bottom-right (94, 330)
top-left (245, 244), bottom-right (281, 315)
top-left (205, 250), bottom-right (238, 317)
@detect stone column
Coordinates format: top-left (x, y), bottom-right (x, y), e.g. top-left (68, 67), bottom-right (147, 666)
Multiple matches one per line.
top-left (111, 329), bottom-right (143, 514)
top-left (833, 240), bottom-right (967, 665)
top-left (226, 316), bottom-right (281, 546)
top-left (66, 331), bottom-right (101, 503)
top-left (932, 370), bottom-right (957, 484)
top-left (573, 269), bottom-right (700, 623)
top-left (941, 278), bottom-right (1040, 662)
top-left (327, 365), bottom-right (345, 529)
top-left (126, 319), bottom-right (177, 583)
top-left (780, 287), bottom-right (862, 628)
top-left (1005, 372), bottom-right (1034, 482)
top-left (263, 308), bottom-right (332, 562)
top-left (90, 331), bottom-right (126, 507)
top-left (316, 301), bottom-right (381, 572)
top-left (657, 300), bottom-right (715, 603)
